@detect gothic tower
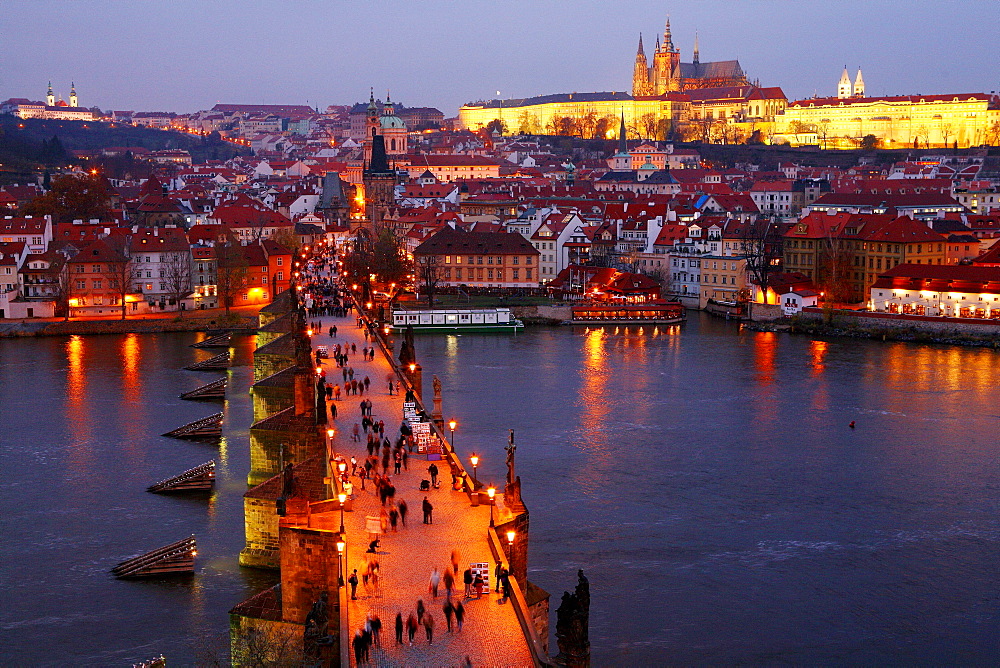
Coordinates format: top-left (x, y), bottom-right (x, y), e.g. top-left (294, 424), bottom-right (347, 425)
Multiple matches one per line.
top-left (363, 131), bottom-right (396, 231)
top-left (853, 68), bottom-right (865, 98)
top-left (69, 82), bottom-right (77, 108)
top-left (693, 31), bottom-right (700, 66)
top-left (838, 67), bottom-right (852, 99)
top-left (46, 81), bottom-right (54, 107)
top-left (652, 18), bottom-right (680, 94)
top-left (632, 34), bottom-right (652, 97)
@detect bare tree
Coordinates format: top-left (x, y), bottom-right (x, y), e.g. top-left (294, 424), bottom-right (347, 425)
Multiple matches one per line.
top-left (102, 236), bottom-right (141, 320)
top-left (162, 249), bottom-right (193, 315)
top-left (216, 242), bottom-right (251, 316)
top-left (739, 217), bottom-right (778, 305)
top-left (417, 255), bottom-right (442, 307)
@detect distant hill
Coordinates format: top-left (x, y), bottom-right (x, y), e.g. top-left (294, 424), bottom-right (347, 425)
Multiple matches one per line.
top-left (0, 116), bottom-right (249, 175)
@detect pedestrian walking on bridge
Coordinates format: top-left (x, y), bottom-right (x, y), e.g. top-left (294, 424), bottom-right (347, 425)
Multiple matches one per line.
top-left (422, 496), bottom-right (433, 524)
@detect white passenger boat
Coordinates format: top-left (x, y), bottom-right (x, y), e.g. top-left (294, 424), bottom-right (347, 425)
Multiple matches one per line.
top-left (391, 308), bottom-right (524, 333)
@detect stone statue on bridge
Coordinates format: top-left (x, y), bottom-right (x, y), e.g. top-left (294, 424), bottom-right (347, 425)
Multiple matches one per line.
top-left (555, 570), bottom-right (591, 668)
top-left (505, 430), bottom-right (516, 485)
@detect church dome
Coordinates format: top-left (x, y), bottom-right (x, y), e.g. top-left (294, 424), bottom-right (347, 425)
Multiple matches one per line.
top-left (380, 114), bottom-right (406, 130)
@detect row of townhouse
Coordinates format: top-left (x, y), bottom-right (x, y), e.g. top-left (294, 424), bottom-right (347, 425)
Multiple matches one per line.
top-left (0, 214), bottom-right (295, 318)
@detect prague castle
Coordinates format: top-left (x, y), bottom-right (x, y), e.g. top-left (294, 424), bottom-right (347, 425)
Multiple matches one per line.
top-left (458, 15), bottom-right (780, 140)
top-left (632, 17), bottom-right (749, 96)
top-left (773, 69), bottom-right (1000, 149)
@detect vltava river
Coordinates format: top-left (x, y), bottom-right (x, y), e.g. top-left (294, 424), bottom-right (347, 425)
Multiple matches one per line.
top-left (2, 314), bottom-right (999, 664)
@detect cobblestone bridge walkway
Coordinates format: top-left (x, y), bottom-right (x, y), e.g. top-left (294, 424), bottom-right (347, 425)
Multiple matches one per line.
top-left (315, 311), bottom-right (533, 668)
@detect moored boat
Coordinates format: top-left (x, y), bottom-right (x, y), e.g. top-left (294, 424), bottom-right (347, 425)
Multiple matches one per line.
top-left (391, 308), bottom-right (524, 333)
top-left (569, 301), bottom-right (686, 325)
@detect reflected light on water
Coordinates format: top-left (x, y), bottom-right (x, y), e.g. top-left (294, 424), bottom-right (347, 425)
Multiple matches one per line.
top-left (65, 335), bottom-right (92, 471)
top-left (575, 329), bottom-right (611, 493)
top-left (809, 340), bottom-right (828, 377)
top-left (754, 331), bottom-right (778, 386)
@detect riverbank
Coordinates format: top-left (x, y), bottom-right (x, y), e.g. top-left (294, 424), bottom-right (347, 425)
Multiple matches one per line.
top-left (0, 313), bottom-right (258, 338)
top-left (744, 314), bottom-right (1000, 348)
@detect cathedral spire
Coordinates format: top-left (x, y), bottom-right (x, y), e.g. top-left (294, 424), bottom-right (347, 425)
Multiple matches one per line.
top-left (637, 33), bottom-right (645, 57)
top-left (663, 16), bottom-right (674, 50)
top-left (693, 31), bottom-right (700, 65)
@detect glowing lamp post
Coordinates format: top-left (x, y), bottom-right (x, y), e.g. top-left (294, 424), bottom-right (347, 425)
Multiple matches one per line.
top-left (449, 420), bottom-right (457, 449)
top-left (487, 485), bottom-right (496, 526)
top-left (326, 428), bottom-right (334, 460)
top-left (336, 538), bottom-right (345, 586)
top-left (470, 453), bottom-right (479, 488)
top-left (338, 492), bottom-right (347, 533)
top-left (506, 529), bottom-right (515, 548)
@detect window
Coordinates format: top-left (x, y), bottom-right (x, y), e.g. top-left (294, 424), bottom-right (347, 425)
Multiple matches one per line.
top-left (276, 271), bottom-right (283, 281)
top-left (76, 280), bottom-right (85, 289)
top-left (477, 256), bottom-right (483, 265)
top-left (487, 269), bottom-right (494, 280)
top-left (276, 257), bottom-right (283, 266)
top-left (455, 268), bottom-right (462, 280)
top-left (487, 256), bottom-right (493, 265)
top-left (445, 255), bottom-right (451, 264)
top-left (242, 293), bottom-right (249, 300)
top-left (92, 264), bottom-right (100, 273)
top-left (513, 269), bottom-right (520, 279)
top-left (513, 256), bottom-right (519, 265)
top-left (497, 270), bottom-right (503, 281)
top-left (456, 256), bottom-right (463, 264)
top-left (526, 257), bottom-right (533, 265)
top-left (160, 282), bottom-right (166, 290)
top-left (146, 271), bottom-right (152, 278)
top-left (526, 269), bottom-right (532, 280)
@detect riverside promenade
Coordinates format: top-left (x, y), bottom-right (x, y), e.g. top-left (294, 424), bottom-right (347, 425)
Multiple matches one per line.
top-left (314, 310), bottom-right (533, 667)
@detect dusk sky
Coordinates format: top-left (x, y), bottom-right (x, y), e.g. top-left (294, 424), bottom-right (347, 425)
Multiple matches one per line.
top-left (2, 0), bottom-right (998, 115)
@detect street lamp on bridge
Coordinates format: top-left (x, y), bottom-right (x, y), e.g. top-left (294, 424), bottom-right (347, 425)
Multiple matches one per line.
top-left (338, 491), bottom-right (347, 534)
top-left (487, 485), bottom-right (496, 526)
top-left (470, 452), bottom-right (479, 488)
top-left (449, 419), bottom-right (457, 449)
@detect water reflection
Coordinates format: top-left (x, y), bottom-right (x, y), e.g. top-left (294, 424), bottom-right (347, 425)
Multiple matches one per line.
top-left (809, 340), bottom-right (828, 377)
top-left (65, 335), bottom-right (92, 474)
top-left (575, 329), bottom-right (611, 493)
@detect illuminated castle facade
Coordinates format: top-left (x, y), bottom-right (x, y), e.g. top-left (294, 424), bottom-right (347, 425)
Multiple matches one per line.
top-left (632, 17), bottom-right (749, 97)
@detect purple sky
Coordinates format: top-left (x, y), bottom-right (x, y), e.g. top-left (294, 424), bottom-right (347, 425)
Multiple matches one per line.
top-left (2, 0), bottom-right (998, 115)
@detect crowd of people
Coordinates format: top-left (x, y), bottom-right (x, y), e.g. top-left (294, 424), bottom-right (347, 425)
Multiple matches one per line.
top-left (300, 244), bottom-right (509, 666)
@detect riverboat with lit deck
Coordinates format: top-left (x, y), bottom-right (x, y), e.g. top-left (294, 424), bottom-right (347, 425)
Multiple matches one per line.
top-left (391, 308), bottom-right (524, 333)
top-left (569, 301), bottom-right (687, 325)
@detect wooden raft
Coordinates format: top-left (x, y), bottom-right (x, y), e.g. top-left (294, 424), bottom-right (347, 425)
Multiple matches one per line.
top-left (147, 460), bottom-right (216, 493)
top-left (184, 352), bottom-right (230, 371)
top-left (111, 536), bottom-right (196, 578)
top-left (179, 377), bottom-right (227, 401)
top-left (162, 412), bottom-right (224, 440)
top-left (191, 332), bottom-right (232, 348)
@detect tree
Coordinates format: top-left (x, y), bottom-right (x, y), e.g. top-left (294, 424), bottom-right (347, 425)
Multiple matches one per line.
top-left (417, 255), bottom-right (442, 307)
top-left (21, 173), bottom-right (113, 224)
top-left (486, 118), bottom-right (508, 135)
top-left (516, 111), bottom-right (540, 135)
top-left (101, 236), bottom-right (141, 320)
top-left (216, 242), bottom-right (251, 316)
top-left (638, 113), bottom-right (658, 139)
top-left (594, 115), bottom-right (616, 140)
top-left (860, 134), bottom-right (880, 151)
top-left (739, 217), bottom-right (780, 305)
top-left (985, 120), bottom-right (1000, 147)
top-left (816, 230), bottom-right (857, 304)
top-left (162, 250), bottom-right (193, 314)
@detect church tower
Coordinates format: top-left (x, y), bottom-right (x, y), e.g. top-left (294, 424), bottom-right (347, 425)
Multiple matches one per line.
top-left (364, 89), bottom-right (379, 164)
top-left (607, 112), bottom-right (632, 172)
top-left (363, 132), bottom-right (396, 230)
top-left (69, 82), bottom-right (78, 108)
top-left (853, 69), bottom-right (865, 98)
top-left (46, 81), bottom-right (54, 107)
top-left (693, 31), bottom-right (700, 66)
top-left (838, 67), bottom-right (852, 99)
top-left (652, 17), bottom-right (681, 94)
top-left (632, 34), bottom-right (652, 97)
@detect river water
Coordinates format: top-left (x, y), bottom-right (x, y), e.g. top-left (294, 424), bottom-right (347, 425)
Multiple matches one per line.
top-left (2, 315), bottom-right (999, 665)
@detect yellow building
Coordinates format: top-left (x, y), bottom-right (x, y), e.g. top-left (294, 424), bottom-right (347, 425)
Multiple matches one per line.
top-left (774, 91), bottom-right (1000, 149)
top-left (458, 92), bottom-right (688, 138)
